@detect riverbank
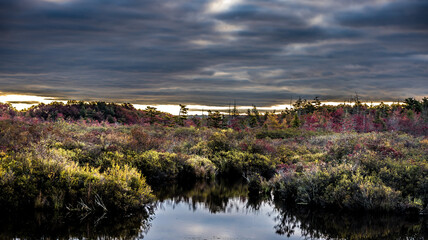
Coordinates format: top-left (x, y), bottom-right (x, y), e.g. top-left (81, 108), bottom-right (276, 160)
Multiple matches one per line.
top-left (0, 179), bottom-right (426, 239)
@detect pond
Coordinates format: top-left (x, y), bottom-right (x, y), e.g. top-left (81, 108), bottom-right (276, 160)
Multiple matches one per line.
top-left (0, 179), bottom-right (426, 239)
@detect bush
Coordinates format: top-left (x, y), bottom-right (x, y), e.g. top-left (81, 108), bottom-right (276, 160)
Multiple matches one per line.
top-left (207, 132), bottom-right (231, 152)
top-left (274, 164), bottom-right (410, 211)
top-left (256, 128), bottom-right (301, 139)
top-left (129, 127), bottom-right (164, 152)
top-left (0, 150), bottom-right (153, 212)
top-left (131, 150), bottom-right (188, 183)
top-left (173, 127), bottom-right (198, 138)
top-left (186, 156), bottom-right (216, 179)
top-left (189, 141), bottom-right (211, 156)
top-left (97, 164), bottom-right (153, 211)
top-left (210, 151), bottom-right (278, 179)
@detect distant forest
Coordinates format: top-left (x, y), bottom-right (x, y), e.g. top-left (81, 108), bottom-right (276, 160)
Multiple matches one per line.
top-left (1, 97), bottom-right (427, 135)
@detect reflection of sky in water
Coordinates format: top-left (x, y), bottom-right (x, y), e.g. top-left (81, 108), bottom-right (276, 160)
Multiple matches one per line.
top-left (145, 198), bottom-right (305, 240)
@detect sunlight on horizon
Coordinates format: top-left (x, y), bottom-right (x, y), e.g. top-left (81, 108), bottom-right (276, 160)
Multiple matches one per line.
top-left (0, 93), bottom-right (397, 114)
top-left (0, 94), bottom-right (64, 110)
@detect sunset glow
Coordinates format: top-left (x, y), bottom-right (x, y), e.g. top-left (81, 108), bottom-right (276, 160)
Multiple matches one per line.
top-left (0, 93), bottom-right (398, 114)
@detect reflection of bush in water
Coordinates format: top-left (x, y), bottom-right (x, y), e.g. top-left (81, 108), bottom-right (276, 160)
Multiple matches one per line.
top-left (154, 179), bottom-right (251, 213)
top-left (273, 201), bottom-right (427, 239)
top-left (0, 207), bottom-right (154, 239)
top-left (155, 179), bottom-right (427, 239)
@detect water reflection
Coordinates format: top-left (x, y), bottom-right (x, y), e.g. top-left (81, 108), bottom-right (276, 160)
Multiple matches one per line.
top-left (273, 203), bottom-right (427, 239)
top-left (0, 179), bottom-right (426, 239)
top-left (150, 180), bottom-right (427, 240)
top-left (154, 178), bottom-right (250, 214)
top-left (0, 209), bottom-right (154, 239)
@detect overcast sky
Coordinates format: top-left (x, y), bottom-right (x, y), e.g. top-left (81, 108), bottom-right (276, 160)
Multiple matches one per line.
top-left (1, 0), bottom-right (427, 106)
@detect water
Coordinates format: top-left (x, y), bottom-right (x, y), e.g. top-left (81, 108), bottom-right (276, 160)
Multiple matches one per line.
top-left (147, 180), bottom-right (286, 240)
top-left (0, 179), bottom-right (426, 239)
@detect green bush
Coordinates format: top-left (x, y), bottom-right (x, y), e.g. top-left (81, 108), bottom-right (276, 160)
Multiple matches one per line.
top-left (274, 165), bottom-right (410, 211)
top-left (97, 164), bottom-right (153, 211)
top-left (186, 156), bottom-right (216, 179)
top-left (94, 151), bottom-right (127, 172)
top-left (0, 150), bottom-right (153, 212)
top-left (189, 141), bottom-right (211, 156)
top-left (211, 151), bottom-right (278, 178)
top-left (173, 127), bottom-right (198, 138)
top-left (131, 150), bottom-right (188, 183)
top-left (207, 132), bottom-right (231, 152)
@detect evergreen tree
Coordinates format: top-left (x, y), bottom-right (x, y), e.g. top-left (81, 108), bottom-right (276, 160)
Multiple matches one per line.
top-left (178, 104), bottom-right (188, 125)
top-left (291, 113), bottom-right (301, 128)
top-left (404, 98), bottom-right (422, 113)
top-left (207, 110), bottom-right (222, 128)
top-left (146, 106), bottom-right (158, 125)
top-left (232, 100), bottom-right (238, 117)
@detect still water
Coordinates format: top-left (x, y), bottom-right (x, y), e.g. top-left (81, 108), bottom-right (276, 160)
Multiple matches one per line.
top-left (0, 179), bottom-right (426, 239)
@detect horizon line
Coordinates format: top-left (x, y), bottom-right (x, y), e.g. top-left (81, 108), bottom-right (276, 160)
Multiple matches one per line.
top-left (0, 93), bottom-right (411, 115)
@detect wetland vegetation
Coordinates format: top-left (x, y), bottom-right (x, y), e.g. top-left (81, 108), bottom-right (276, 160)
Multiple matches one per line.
top-left (0, 98), bottom-right (427, 239)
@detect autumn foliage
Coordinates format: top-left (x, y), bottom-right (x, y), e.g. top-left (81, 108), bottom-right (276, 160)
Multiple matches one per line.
top-left (0, 98), bottom-right (427, 213)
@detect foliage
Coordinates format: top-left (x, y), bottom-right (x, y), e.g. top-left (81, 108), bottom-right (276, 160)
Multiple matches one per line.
top-left (211, 151), bottom-right (278, 179)
top-left (255, 128), bottom-right (318, 139)
top-left (0, 150), bottom-right (153, 211)
top-left (273, 132), bottom-right (428, 212)
top-left (131, 150), bottom-right (188, 183)
top-left (185, 156), bottom-right (216, 179)
top-left (0, 99), bottom-right (427, 214)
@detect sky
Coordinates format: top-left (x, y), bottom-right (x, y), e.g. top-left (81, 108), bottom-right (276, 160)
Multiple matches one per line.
top-left (1, 0), bottom-right (427, 107)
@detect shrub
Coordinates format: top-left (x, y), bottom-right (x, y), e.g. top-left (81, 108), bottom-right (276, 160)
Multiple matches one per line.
top-left (173, 127), bottom-right (198, 138)
top-left (274, 131), bottom-right (428, 212)
top-left (97, 164), bottom-right (153, 211)
top-left (0, 150), bottom-right (153, 211)
top-left (131, 150), bottom-right (188, 183)
top-left (189, 141), bottom-right (211, 156)
top-left (185, 156), bottom-right (216, 179)
top-left (94, 151), bottom-right (127, 172)
top-left (210, 151), bottom-right (278, 179)
top-left (274, 164), bottom-right (410, 211)
top-left (207, 132), bottom-right (231, 152)
top-left (256, 128), bottom-right (303, 139)
top-left (129, 127), bottom-right (164, 152)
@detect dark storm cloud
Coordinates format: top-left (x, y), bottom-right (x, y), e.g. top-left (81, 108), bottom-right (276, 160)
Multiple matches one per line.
top-left (0, 0), bottom-right (427, 106)
top-left (215, 3), bottom-right (306, 25)
top-left (337, 0), bottom-right (428, 29)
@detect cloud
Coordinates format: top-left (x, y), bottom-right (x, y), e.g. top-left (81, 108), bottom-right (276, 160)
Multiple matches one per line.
top-left (337, 0), bottom-right (428, 30)
top-left (0, 0), bottom-right (427, 106)
top-left (207, 0), bottom-right (242, 14)
top-left (410, 54), bottom-right (428, 62)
